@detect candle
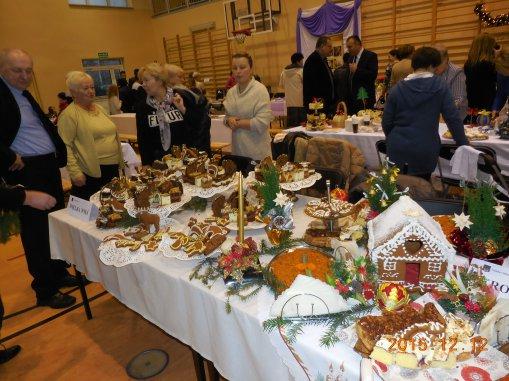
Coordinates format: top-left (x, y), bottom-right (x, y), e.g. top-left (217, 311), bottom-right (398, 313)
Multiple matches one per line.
top-left (237, 171), bottom-right (244, 242)
top-left (326, 180), bottom-right (333, 232)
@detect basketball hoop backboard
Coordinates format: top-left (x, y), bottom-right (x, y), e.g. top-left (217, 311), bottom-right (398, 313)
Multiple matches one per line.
top-left (223, 0), bottom-right (281, 40)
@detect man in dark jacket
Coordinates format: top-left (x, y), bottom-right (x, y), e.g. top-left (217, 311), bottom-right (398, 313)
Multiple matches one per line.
top-left (343, 35), bottom-right (378, 114)
top-left (0, 48), bottom-right (76, 309)
top-left (382, 47), bottom-right (468, 178)
top-left (303, 36), bottom-right (335, 117)
top-left (0, 186), bottom-right (57, 364)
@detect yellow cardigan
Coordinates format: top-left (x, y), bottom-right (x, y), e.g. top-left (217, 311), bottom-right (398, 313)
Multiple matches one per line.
top-left (57, 103), bottom-right (123, 180)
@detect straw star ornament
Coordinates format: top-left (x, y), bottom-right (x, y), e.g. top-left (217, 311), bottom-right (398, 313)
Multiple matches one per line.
top-left (494, 204), bottom-right (506, 219)
top-left (274, 191), bottom-right (289, 208)
top-left (453, 212), bottom-right (473, 231)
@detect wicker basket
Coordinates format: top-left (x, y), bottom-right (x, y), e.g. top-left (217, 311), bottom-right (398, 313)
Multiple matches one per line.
top-left (332, 101), bottom-right (347, 129)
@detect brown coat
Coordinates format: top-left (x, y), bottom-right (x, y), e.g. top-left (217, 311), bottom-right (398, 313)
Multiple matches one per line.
top-left (295, 137), bottom-right (365, 190)
top-left (390, 59), bottom-right (413, 88)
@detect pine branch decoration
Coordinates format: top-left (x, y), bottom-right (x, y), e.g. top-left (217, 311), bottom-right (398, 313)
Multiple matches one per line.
top-left (364, 160), bottom-right (406, 212)
top-left (256, 166), bottom-right (281, 215)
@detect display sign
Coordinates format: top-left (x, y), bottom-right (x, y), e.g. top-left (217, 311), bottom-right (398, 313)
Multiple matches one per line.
top-left (68, 195), bottom-right (98, 222)
top-left (469, 258), bottom-right (509, 299)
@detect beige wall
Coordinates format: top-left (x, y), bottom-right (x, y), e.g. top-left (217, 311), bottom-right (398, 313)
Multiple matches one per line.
top-left (151, 0), bottom-right (326, 91)
top-left (0, 0), bottom-right (156, 110)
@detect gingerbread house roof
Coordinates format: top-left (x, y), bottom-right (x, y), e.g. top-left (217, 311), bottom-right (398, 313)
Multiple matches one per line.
top-left (367, 196), bottom-right (455, 262)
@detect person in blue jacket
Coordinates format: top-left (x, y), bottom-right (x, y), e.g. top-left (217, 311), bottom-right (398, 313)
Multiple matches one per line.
top-left (382, 46), bottom-right (469, 179)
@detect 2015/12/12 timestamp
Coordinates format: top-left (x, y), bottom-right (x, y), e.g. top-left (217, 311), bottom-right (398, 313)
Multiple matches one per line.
top-left (387, 336), bottom-right (488, 354)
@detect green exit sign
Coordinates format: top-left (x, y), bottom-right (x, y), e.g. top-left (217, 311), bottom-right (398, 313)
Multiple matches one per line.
top-left (98, 52), bottom-right (108, 59)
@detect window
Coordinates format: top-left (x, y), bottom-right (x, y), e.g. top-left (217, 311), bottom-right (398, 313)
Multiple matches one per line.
top-left (69, 0), bottom-right (130, 8)
top-left (428, 262), bottom-right (442, 273)
top-left (152, 0), bottom-right (211, 16)
top-left (384, 260), bottom-right (396, 271)
top-left (82, 58), bottom-right (124, 97)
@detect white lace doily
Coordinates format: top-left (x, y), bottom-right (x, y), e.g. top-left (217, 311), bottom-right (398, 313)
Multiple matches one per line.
top-left (228, 220), bottom-right (265, 231)
top-left (99, 235), bottom-right (171, 267)
top-left (163, 226), bottom-right (224, 261)
top-left (183, 175), bottom-right (237, 198)
top-left (246, 171), bottom-right (322, 191)
top-left (124, 193), bottom-right (192, 218)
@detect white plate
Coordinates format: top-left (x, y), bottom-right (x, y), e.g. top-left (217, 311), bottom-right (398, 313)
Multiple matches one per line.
top-left (247, 171), bottom-right (322, 191)
top-left (183, 174), bottom-right (237, 198)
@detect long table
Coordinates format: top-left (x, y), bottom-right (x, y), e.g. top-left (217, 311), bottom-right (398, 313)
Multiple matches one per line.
top-left (284, 125), bottom-right (509, 175)
top-left (48, 196), bottom-right (370, 381)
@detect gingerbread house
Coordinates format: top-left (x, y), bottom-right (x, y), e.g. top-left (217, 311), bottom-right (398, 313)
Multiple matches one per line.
top-left (367, 196), bottom-right (455, 291)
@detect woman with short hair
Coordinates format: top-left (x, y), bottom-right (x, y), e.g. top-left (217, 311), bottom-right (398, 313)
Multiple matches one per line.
top-left (382, 47), bottom-right (468, 179)
top-left (135, 63), bottom-right (209, 165)
top-left (223, 52), bottom-right (273, 160)
top-left (58, 71), bottom-right (122, 199)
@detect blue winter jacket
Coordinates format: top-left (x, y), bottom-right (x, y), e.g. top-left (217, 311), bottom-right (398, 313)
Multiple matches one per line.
top-left (382, 75), bottom-right (468, 175)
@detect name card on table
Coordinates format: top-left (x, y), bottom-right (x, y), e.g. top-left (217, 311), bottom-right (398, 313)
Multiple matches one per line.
top-left (469, 258), bottom-right (509, 299)
top-left (67, 195), bottom-right (98, 222)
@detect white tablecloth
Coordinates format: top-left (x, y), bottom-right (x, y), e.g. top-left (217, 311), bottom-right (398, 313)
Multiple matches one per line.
top-left (110, 113), bottom-right (137, 135)
top-left (284, 125), bottom-right (509, 175)
top-left (49, 196), bottom-right (371, 381)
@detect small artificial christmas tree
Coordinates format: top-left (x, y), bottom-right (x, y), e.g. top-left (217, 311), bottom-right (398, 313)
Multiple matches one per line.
top-left (357, 87), bottom-right (369, 111)
top-left (364, 160), bottom-right (407, 213)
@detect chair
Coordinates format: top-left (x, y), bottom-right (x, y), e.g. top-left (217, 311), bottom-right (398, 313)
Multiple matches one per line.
top-left (299, 167), bottom-right (346, 198)
top-left (437, 144), bottom-right (498, 197)
top-left (478, 152), bottom-right (509, 196)
top-left (220, 154), bottom-right (256, 177)
top-left (375, 139), bottom-right (387, 167)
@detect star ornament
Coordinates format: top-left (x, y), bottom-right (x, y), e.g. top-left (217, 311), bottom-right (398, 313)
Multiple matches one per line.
top-left (494, 204), bottom-right (506, 219)
top-left (453, 212), bottom-right (473, 231)
top-left (274, 191), bottom-right (289, 208)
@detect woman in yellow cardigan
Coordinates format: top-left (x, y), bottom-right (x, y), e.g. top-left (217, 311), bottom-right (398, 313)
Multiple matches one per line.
top-left (58, 71), bottom-right (122, 200)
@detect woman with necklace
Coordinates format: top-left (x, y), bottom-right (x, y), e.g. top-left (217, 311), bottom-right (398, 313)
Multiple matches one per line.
top-left (223, 52), bottom-right (273, 160)
top-left (58, 71), bottom-right (122, 200)
top-left (135, 63), bottom-right (195, 165)
top-left (382, 47), bottom-right (468, 179)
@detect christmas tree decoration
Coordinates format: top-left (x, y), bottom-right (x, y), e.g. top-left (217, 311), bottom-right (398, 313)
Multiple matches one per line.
top-left (274, 191), bottom-right (289, 208)
top-left (453, 212), bottom-right (473, 231)
top-left (474, 2), bottom-right (509, 27)
top-left (465, 183), bottom-right (505, 247)
top-left (256, 165), bottom-right (281, 215)
top-left (494, 204), bottom-right (506, 219)
top-left (376, 283), bottom-right (410, 312)
top-left (363, 160), bottom-right (407, 213)
top-left (357, 87), bottom-right (369, 111)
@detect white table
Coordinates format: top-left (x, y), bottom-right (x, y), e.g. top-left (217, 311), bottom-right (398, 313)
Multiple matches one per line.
top-left (48, 196), bottom-right (370, 381)
top-left (284, 125), bottom-right (509, 175)
top-left (110, 113), bottom-right (137, 136)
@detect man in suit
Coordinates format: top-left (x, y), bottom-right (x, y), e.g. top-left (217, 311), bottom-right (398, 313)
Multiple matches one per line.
top-left (343, 35), bottom-right (378, 114)
top-left (0, 48), bottom-right (77, 308)
top-left (303, 36), bottom-right (335, 117)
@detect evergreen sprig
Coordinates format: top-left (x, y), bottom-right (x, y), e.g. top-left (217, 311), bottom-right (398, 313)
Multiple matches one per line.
top-left (364, 160), bottom-right (405, 212)
top-left (256, 166), bottom-right (281, 215)
top-left (259, 237), bottom-right (302, 257)
top-left (0, 211), bottom-right (20, 244)
top-left (465, 183), bottom-right (505, 247)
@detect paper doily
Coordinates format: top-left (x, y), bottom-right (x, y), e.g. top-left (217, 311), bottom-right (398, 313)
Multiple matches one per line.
top-left (247, 171), bottom-right (322, 191)
top-left (183, 175), bottom-right (237, 198)
top-left (99, 235), bottom-right (170, 267)
top-left (124, 193), bottom-right (192, 218)
top-left (163, 226), bottom-right (225, 261)
top-left (228, 220), bottom-right (265, 231)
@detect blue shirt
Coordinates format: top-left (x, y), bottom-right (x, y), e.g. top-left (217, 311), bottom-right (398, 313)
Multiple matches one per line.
top-left (2, 77), bottom-right (55, 156)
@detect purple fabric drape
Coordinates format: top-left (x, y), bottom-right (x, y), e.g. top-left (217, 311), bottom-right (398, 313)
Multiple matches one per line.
top-left (297, 0), bottom-right (361, 52)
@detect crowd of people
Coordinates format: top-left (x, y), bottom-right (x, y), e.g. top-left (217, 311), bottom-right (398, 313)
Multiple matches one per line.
top-left (0, 29), bottom-right (508, 365)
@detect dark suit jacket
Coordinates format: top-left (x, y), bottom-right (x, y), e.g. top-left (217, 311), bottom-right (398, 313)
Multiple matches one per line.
top-left (0, 78), bottom-right (66, 175)
top-left (343, 49), bottom-right (378, 114)
top-left (303, 51), bottom-right (335, 115)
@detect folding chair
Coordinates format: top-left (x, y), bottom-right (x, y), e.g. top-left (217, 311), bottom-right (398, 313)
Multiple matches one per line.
top-left (437, 144), bottom-right (497, 197)
top-left (375, 139), bottom-right (387, 167)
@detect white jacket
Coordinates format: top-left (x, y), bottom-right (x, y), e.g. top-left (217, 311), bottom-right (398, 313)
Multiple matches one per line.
top-left (279, 65), bottom-right (303, 107)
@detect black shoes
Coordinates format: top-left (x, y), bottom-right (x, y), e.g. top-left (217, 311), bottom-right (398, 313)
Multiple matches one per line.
top-left (57, 274), bottom-right (80, 288)
top-left (0, 345), bottom-right (21, 364)
top-left (36, 292), bottom-right (76, 309)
